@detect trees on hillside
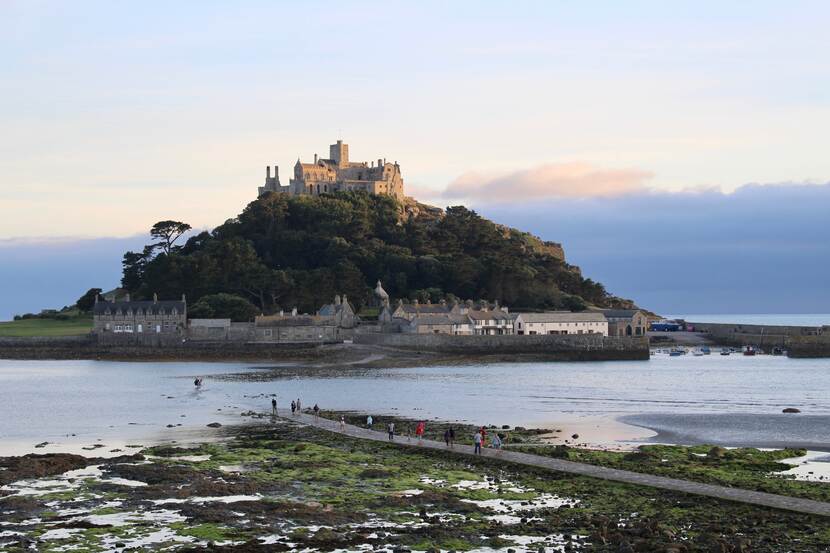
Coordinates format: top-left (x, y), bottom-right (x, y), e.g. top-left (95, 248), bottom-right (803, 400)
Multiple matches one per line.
top-left (120, 192), bottom-right (615, 313)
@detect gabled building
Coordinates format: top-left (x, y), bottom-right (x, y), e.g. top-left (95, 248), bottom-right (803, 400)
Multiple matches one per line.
top-left (404, 314), bottom-right (474, 335)
top-left (92, 293), bottom-right (186, 335)
top-left (596, 309), bottom-right (648, 337)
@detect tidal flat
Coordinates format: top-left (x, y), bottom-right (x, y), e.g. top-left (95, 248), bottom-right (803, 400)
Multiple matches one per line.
top-left (2, 419), bottom-right (830, 552)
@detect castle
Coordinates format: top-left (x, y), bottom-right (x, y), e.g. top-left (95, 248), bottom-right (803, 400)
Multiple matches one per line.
top-left (258, 139), bottom-right (404, 200)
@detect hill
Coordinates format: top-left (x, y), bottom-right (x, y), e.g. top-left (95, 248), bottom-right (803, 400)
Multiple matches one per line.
top-left (121, 192), bottom-right (636, 314)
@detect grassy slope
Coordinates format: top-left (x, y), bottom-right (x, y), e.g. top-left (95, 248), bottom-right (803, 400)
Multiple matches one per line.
top-left (0, 316), bottom-right (92, 337)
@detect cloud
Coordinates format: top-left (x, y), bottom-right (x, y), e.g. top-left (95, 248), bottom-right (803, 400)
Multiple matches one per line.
top-left (477, 181), bottom-right (830, 315)
top-left (443, 162), bottom-right (654, 202)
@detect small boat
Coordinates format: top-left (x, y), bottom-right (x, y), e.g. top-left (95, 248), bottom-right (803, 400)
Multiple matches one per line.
top-left (720, 349), bottom-right (731, 356)
top-left (701, 346), bottom-right (711, 355)
top-left (743, 346), bottom-right (756, 356)
top-left (692, 349), bottom-right (705, 356)
top-left (669, 348), bottom-right (686, 357)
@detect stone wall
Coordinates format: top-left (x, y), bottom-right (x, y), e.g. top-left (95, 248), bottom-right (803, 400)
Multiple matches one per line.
top-left (353, 333), bottom-right (649, 361)
top-left (689, 321), bottom-right (830, 357)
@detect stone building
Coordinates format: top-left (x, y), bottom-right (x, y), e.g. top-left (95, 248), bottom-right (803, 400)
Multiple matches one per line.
top-left (467, 307), bottom-right (515, 335)
top-left (258, 139), bottom-right (404, 200)
top-left (404, 314), bottom-right (474, 335)
top-left (252, 295), bottom-right (357, 343)
top-left (599, 309), bottom-right (648, 337)
top-left (514, 312), bottom-right (608, 336)
top-left (93, 294), bottom-right (186, 335)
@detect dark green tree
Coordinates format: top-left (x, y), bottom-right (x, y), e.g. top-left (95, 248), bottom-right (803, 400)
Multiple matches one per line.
top-left (75, 288), bottom-right (102, 312)
top-left (188, 293), bottom-right (260, 321)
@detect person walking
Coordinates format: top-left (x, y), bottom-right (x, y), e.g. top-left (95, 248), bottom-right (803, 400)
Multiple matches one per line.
top-left (474, 430), bottom-right (483, 455)
top-left (313, 403), bottom-right (320, 421)
top-left (291, 400), bottom-right (296, 415)
top-left (296, 398), bottom-right (301, 415)
top-left (339, 415), bottom-right (346, 431)
top-left (271, 398), bottom-right (277, 415)
top-left (366, 415), bottom-right (373, 429)
top-left (387, 422), bottom-right (395, 441)
top-left (448, 426), bottom-right (456, 448)
top-left (443, 429), bottom-right (451, 447)
top-left (415, 421), bottom-right (425, 444)
top-left (491, 433), bottom-right (502, 452)
top-left (480, 426), bottom-right (488, 446)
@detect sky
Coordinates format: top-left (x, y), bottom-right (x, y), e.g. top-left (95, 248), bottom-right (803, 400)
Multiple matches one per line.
top-left (2, 1), bottom-right (829, 319)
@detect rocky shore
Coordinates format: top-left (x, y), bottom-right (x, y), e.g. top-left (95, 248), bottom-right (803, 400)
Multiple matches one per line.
top-left (2, 417), bottom-right (829, 552)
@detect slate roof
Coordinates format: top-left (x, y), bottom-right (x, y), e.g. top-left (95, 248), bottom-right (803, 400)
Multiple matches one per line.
top-left (410, 314), bottom-right (472, 326)
top-left (467, 309), bottom-right (514, 322)
top-left (599, 309), bottom-right (642, 319)
top-left (93, 300), bottom-right (184, 316)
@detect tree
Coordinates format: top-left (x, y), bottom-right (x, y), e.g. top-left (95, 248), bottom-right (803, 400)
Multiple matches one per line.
top-left (76, 288), bottom-right (103, 312)
top-left (187, 293), bottom-right (260, 322)
top-left (151, 220), bottom-right (192, 255)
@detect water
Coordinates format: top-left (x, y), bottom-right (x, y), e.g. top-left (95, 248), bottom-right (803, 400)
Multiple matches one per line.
top-left (1, 355), bottom-right (829, 451)
top-left (668, 313), bottom-right (830, 326)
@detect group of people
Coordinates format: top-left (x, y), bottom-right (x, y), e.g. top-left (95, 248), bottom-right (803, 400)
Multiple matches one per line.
top-left (264, 396), bottom-right (504, 454)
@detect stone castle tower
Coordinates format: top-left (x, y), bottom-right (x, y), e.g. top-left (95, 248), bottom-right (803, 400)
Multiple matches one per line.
top-left (258, 139), bottom-right (404, 200)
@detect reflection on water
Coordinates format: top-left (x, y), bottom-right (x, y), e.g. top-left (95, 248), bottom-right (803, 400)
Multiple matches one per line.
top-left (1, 354), bottom-right (829, 449)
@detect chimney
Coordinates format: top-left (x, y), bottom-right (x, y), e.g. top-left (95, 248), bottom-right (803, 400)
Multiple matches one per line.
top-left (94, 294), bottom-right (99, 304)
top-left (314, 153), bottom-right (318, 163)
top-left (266, 166), bottom-right (271, 179)
top-left (378, 158), bottom-right (383, 167)
top-left (181, 293), bottom-right (186, 303)
top-left (153, 293), bottom-right (158, 304)
top-left (275, 165), bottom-right (279, 180)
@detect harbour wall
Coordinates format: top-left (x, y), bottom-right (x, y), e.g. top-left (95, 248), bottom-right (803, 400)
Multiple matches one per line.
top-left (353, 333), bottom-right (649, 361)
top-left (0, 333), bottom-right (649, 361)
top-left (689, 321), bottom-right (830, 358)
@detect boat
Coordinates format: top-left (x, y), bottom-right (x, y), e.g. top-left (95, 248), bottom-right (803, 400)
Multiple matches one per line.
top-left (743, 346), bottom-right (757, 356)
top-left (669, 348), bottom-right (686, 357)
top-left (701, 346), bottom-right (711, 355)
top-left (692, 349), bottom-right (704, 356)
top-left (720, 349), bottom-right (731, 356)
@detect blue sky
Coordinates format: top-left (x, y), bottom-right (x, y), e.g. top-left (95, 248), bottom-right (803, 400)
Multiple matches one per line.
top-left (2, 2), bottom-right (829, 319)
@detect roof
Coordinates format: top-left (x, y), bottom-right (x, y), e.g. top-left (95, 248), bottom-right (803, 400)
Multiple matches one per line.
top-left (399, 305), bottom-right (451, 314)
top-left (599, 309), bottom-right (642, 319)
top-left (410, 314), bottom-right (471, 326)
top-left (256, 316), bottom-right (335, 328)
top-left (517, 312), bottom-right (606, 323)
top-left (467, 309), bottom-right (513, 321)
top-left (93, 299), bottom-right (184, 316)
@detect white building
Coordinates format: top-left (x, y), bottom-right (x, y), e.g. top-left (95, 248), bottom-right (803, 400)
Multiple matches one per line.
top-left (514, 312), bottom-right (608, 336)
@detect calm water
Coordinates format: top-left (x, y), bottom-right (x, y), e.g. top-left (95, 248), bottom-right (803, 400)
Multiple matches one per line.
top-left (668, 313), bottom-right (830, 326)
top-left (1, 354), bottom-right (829, 451)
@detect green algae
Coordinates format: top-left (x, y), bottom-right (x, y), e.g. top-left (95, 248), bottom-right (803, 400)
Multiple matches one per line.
top-left (4, 420), bottom-right (830, 552)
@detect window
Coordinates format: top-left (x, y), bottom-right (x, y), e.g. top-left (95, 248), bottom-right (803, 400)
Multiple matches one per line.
top-left (125, 324), bottom-right (133, 333)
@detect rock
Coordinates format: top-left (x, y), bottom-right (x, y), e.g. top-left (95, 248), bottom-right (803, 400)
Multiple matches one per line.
top-left (206, 422), bottom-right (222, 428)
top-left (782, 408), bottom-right (801, 413)
top-left (571, 433), bottom-right (579, 440)
top-left (707, 446), bottom-right (728, 459)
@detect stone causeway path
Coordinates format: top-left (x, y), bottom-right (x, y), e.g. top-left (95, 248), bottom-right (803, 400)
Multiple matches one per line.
top-left (281, 409), bottom-right (830, 518)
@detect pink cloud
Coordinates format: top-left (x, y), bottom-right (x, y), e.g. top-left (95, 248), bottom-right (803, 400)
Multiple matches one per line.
top-left (443, 162), bottom-right (654, 202)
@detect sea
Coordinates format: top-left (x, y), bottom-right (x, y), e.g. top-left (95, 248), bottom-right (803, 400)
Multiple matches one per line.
top-left (667, 314), bottom-right (830, 326)
top-left (2, 347), bottom-right (830, 453)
